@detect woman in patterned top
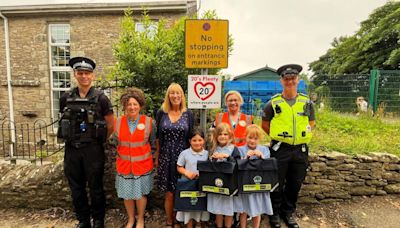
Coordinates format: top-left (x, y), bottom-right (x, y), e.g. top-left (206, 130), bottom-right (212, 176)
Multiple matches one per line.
top-left (155, 83), bottom-right (194, 228)
top-left (112, 88), bottom-right (156, 228)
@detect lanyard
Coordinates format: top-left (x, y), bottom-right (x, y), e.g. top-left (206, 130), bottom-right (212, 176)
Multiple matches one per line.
top-left (228, 113), bottom-right (241, 129)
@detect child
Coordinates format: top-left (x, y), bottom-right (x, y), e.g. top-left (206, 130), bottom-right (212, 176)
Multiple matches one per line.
top-left (176, 128), bottom-right (210, 228)
top-left (207, 122), bottom-right (241, 228)
top-left (235, 124), bottom-right (273, 228)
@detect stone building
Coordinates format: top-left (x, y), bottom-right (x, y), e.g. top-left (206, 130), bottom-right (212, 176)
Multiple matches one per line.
top-left (0, 0), bottom-right (196, 126)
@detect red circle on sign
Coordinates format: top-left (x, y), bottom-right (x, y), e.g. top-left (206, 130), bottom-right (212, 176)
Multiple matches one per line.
top-left (194, 82), bottom-right (215, 101)
top-left (203, 23), bottom-right (211, 31)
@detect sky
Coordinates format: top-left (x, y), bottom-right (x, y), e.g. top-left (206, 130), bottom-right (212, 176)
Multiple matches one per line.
top-left (0, 0), bottom-right (391, 76)
top-left (199, 0), bottom-right (389, 76)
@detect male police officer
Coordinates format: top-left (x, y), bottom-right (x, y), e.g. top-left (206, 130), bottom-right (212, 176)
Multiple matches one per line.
top-left (58, 57), bottom-right (114, 228)
top-left (261, 64), bottom-right (316, 228)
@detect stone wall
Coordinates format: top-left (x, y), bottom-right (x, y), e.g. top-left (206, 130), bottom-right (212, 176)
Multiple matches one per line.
top-left (0, 151), bottom-right (399, 210)
top-left (0, 146), bottom-right (163, 210)
top-left (299, 152), bottom-right (400, 203)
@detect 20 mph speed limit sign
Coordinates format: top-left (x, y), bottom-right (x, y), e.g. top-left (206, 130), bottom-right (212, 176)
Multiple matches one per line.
top-left (188, 75), bottom-right (221, 109)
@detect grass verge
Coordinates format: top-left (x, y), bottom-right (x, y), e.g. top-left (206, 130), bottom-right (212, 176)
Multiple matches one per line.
top-left (309, 110), bottom-right (400, 156)
top-left (254, 110), bottom-right (400, 156)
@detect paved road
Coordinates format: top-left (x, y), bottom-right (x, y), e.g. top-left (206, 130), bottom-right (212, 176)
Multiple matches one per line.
top-left (1, 195), bottom-right (399, 227)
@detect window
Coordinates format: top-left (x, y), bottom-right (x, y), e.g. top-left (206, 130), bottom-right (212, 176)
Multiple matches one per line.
top-left (49, 24), bottom-right (71, 123)
top-left (135, 22), bottom-right (158, 38)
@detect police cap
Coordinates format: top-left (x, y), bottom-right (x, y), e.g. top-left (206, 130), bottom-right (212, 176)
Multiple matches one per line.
top-left (69, 57), bottom-right (96, 72)
top-left (277, 64), bottom-right (302, 77)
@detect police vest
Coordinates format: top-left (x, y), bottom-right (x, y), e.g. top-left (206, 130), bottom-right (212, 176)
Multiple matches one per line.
top-left (269, 93), bottom-right (312, 145)
top-left (114, 115), bottom-right (153, 176)
top-left (61, 87), bottom-right (106, 144)
top-left (215, 112), bottom-right (253, 147)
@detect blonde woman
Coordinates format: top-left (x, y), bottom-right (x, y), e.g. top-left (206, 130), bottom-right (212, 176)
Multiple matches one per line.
top-left (154, 83), bottom-right (194, 228)
top-left (213, 91), bottom-right (253, 147)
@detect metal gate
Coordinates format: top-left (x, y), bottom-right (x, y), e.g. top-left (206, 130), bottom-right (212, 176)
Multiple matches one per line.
top-left (369, 70), bottom-right (400, 115)
top-left (0, 80), bottom-right (123, 164)
top-left (0, 118), bottom-right (64, 165)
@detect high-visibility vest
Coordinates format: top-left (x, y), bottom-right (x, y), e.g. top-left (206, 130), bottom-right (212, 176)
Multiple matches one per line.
top-left (215, 112), bottom-right (253, 147)
top-left (114, 115), bottom-right (153, 176)
top-left (269, 93), bottom-right (313, 145)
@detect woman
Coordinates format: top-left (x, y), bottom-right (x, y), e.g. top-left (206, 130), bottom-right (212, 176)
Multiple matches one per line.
top-left (112, 88), bottom-right (156, 228)
top-left (214, 90), bottom-right (253, 147)
top-left (155, 83), bottom-right (194, 228)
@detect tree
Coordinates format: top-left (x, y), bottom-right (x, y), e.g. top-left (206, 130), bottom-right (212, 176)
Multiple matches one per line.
top-left (310, 1), bottom-right (400, 75)
top-left (109, 10), bottom-right (234, 115)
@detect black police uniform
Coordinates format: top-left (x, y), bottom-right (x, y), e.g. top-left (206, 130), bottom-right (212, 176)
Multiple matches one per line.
top-left (262, 64), bottom-right (315, 228)
top-left (58, 57), bottom-right (113, 228)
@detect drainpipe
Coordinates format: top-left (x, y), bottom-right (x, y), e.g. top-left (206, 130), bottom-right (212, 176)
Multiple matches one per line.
top-left (0, 11), bottom-right (15, 158)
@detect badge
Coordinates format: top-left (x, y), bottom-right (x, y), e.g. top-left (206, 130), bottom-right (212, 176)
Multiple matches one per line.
top-left (239, 120), bottom-right (246, 127)
top-left (306, 125), bottom-right (312, 132)
top-left (215, 178), bottom-right (224, 187)
top-left (190, 197), bottom-right (198, 205)
top-left (253, 176), bottom-right (262, 184)
top-left (137, 123), bottom-right (145, 130)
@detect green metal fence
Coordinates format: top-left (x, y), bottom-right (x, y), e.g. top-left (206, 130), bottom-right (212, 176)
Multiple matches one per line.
top-left (310, 70), bottom-right (400, 115)
top-left (310, 74), bottom-right (370, 113)
top-left (369, 70), bottom-right (400, 114)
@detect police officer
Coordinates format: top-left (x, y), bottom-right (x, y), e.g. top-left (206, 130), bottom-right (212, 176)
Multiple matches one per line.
top-left (58, 57), bottom-right (114, 228)
top-left (261, 64), bottom-right (316, 228)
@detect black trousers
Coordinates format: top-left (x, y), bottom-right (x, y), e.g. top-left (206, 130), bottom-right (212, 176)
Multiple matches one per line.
top-left (270, 141), bottom-right (308, 216)
top-left (64, 142), bottom-right (106, 223)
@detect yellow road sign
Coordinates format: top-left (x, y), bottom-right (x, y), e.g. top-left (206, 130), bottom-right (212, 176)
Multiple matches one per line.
top-left (185, 19), bottom-right (229, 68)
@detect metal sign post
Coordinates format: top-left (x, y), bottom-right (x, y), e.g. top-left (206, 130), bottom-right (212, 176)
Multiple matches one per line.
top-left (200, 68), bottom-right (208, 132)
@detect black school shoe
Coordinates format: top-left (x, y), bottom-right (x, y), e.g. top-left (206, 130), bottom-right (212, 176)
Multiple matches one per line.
top-left (76, 221), bottom-right (91, 228)
top-left (269, 214), bottom-right (281, 228)
top-left (93, 219), bottom-right (104, 228)
top-left (281, 213), bottom-right (299, 228)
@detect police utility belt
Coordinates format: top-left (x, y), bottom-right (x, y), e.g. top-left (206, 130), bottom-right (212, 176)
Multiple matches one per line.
top-left (271, 140), bottom-right (307, 153)
top-left (59, 96), bottom-right (107, 146)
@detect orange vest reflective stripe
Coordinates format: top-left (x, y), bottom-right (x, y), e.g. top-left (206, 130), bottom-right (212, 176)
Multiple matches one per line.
top-left (114, 115), bottom-right (153, 176)
top-left (215, 112), bottom-right (253, 147)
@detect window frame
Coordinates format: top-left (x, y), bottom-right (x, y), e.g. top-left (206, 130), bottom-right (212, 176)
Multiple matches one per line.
top-left (48, 23), bottom-right (71, 126)
top-left (135, 21), bottom-right (158, 38)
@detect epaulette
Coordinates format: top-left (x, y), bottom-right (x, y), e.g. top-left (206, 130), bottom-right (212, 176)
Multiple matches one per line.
top-left (298, 93), bottom-right (309, 98)
top-left (271, 93), bottom-right (282, 99)
top-left (88, 88), bottom-right (104, 103)
top-left (91, 88), bottom-right (104, 98)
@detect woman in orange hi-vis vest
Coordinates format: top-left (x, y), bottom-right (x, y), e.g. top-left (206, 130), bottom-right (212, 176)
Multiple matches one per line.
top-left (213, 91), bottom-right (253, 147)
top-left (112, 88), bottom-right (156, 228)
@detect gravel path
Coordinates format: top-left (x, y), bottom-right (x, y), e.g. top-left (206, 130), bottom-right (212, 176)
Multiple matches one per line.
top-left (1, 195), bottom-right (399, 228)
